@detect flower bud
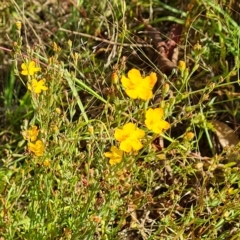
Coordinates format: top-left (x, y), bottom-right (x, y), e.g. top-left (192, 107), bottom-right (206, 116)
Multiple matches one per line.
top-left (43, 159), bottom-right (51, 167)
top-left (111, 71), bottom-right (119, 84)
top-left (162, 83), bottom-right (170, 96)
top-left (184, 132), bottom-right (194, 141)
top-left (68, 39), bottom-right (72, 49)
top-left (169, 97), bottom-right (175, 109)
top-left (178, 61), bottom-right (186, 72)
top-left (160, 100), bottom-right (165, 109)
top-left (88, 125), bottom-right (94, 134)
top-left (55, 108), bottom-right (61, 114)
top-left (16, 21), bottom-right (22, 30)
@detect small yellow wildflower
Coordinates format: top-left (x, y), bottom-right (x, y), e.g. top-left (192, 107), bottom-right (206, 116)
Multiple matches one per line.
top-left (114, 123), bottom-right (145, 152)
top-left (21, 61), bottom-right (41, 76)
top-left (157, 153), bottom-right (166, 160)
top-left (28, 79), bottom-right (48, 94)
top-left (145, 108), bottom-right (170, 134)
top-left (184, 132), bottom-right (195, 141)
top-left (42, 159), bottom-right (51, 167)
top-left (53, 42), bottom-right (61, 52)
top-left (104, 146), bottom-right (123, 165)
top-left (53, 125), bottom-right (59, 133)
top-left (22, 125), bottom-right (39, 142)
top-left (28, 140), bottom-right (45, 157)
top-left (88, 125), bottom-right (94, 134)
top-left (55, 108), bottom-right (62, 114)
top-left (193, 42), bottom-right (202, 51)
top-left (178, 61), bottom-right (186, 72)
top-left (121, 68), bottom-right (157, 100)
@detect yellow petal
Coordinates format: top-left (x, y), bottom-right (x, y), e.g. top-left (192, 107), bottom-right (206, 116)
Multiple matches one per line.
top-left (137, 87), bottom-right (153, 100)
top-left (29, 61), bottom-right (36, 68)
top-left (132, 128), bottom-right (145, 139)
top-left (128, 68), bottom-right (142, 84)
top-left (114, 129), bottom-right (126, 141)
top-left (152, 126), bottom-right (163, 134)
top-left (104, 152), bottom-right (113, 158)
top-left (119, 140), bottom-right (132, 153)
top-left (27, 83), bottom-right (32, 91)
top-left (130, 139), bottom-right (143, 151)
top-left (38, 80), bottom-right (48, 90)
top-left (111, 146), bottom-right (123, 156)
top-left (153, 108), bottom-right (164, 119)
top-left (31, 79), bottom-right (38, 85)
top-left (21, 63), bottom-right (27, 70)
top-left (142, 76), bottom-right (157, 89)
top-left (145, 119), bottom-right (154, 132)
top-left (121, 75), bottom-right (133, 89)
top-left (160, 120), bottom-right (170, 130)
top-left (28, 142), bottom-right (36, 152)
top-left (125, 89), bottom-right (139, 99)
top-left (151, 123), bottom-right (164, 134)
top-left (145, 108), bottom-right (154, 119)
top-left (149, 72), bottom-right (157, 86)
top-left (109, 158), bottom-right (120, 165)
top-left (122, 122), bottom-right (136, 132)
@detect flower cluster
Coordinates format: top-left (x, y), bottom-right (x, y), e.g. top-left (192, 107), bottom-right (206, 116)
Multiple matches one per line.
top-left (104, 68), bottom-right (171, 165)
top-left (21, 60), bottom-right (48, 94)
top-left (22, 125), bottom-right (45, 157)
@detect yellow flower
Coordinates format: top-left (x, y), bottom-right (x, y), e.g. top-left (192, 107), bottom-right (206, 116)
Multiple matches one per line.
top-left (88, 125), bottom-right (94, 134)
top-left (104, 146), bottom-right (123, 165)
top-left (55, 108), bottom-right (62, 114)
top-left (22, 125), bottom-right (39, 142)
top-left (28, 140), bottom-right (45, 156)
top-left (21, 61), bottom-right (41, 76)
top-left (193, 42), bottom-right (202, 50)
top-left (42, 159), bottom-right (51, 167)
top-left (178, 61), bottom-right (186, 72)
top-left (28, 79), bottom-right (48, 94)
top-left (121, 68), bottom-right (157, 100)
top-left (114, 123), bottom-right (145, 152)
top-left (145, 108), bottom-right (170, 134)
top-left (184, 132), bottom-right (195, 141)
